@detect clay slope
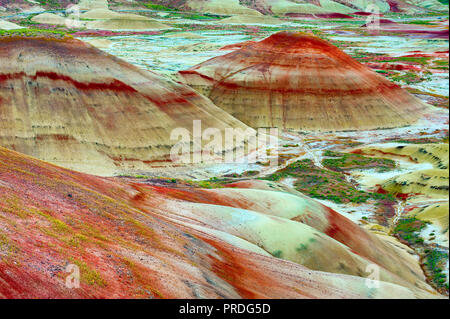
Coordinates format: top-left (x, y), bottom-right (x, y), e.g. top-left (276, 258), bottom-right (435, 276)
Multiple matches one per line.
top-left (149, 179), bottom-right (434, 291)
top-left (79, 9), bottom-right (172, 31)
top-left (409, 202), bottom-right (449, 244)
top-left (31, 13), bottom-right (70, 26)
top-left (0, 19), bottom-right (25, 30)
top-left (0, 0), bottom-right (443, 14)
top-left (179, 32), bottom-right (432, 131)
top-left (80, 8), bottom-right (121, 20)
top-left (382, 169), bottom-right (449, 198)
top-left (0, 147), bottom-right (441, 298)
top-left (0, 35), bottom-right (251, 176)
top-left (267, 0), bottom-right (447, 14)
top-left (186, 0), bottom-right (263, 16)
top-left (357, 143), bottom-right (449, 198)
top-left (87, 17), bottom-right (171, 31)
top-left (77, 0), bottom-right (108, 10)
top-left (218, 14), bottom-right (284, 25)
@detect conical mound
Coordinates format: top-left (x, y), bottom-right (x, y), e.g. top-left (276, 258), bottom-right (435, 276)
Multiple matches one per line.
top-left (179, 32), bottom-right (432, 131)
top-left (0, 35), bottom-right (251, 175)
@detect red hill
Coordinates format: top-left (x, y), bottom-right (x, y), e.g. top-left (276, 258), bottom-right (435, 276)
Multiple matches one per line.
top-left (179, 32), bottom-right (432, 131)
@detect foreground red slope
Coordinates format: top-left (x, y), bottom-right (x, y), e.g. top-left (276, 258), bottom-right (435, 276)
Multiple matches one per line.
top-left (0, 147), bottom-right (442, 298)
top-left (179, 32), bottom-right (432, 131)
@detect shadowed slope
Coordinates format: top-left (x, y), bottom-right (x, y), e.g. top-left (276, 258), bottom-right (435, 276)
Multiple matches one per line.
top-left (1, 146), bottom-right (439, 298)
top-left (179, 32), bottom-right (432, 131)
top-left (0, 35), bottom-right (251, 176)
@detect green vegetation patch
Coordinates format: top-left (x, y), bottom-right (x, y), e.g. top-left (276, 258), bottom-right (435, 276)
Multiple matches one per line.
top-left (394, 217), bottom-right (429, 245)
top-left (423, 249), bottom-right (449, 290)
top-left (0, 28), bottom-right (70, 39)
top-left (322, 151), bottom-right (396, 172)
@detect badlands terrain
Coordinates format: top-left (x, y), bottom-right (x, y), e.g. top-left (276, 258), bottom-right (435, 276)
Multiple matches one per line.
top-left (0, 0), bottom-right (449, 299)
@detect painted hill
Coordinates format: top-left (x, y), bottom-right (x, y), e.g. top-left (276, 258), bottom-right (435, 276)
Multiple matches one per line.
top-left (382, 169), bottom-right (449, 198)
top-left (409, 202), bottom-right (449, 244)
top-left (156, 178), bottom-right (435, 290)
top-left (31, 13), bottom-right (70, 26)
top-left (0, 0), bottom-right (447, 14)
top-left (86, 13), bottom-right (171, 31)
top-left (357, 144), bottom-right (449, 170)
top-left (130, 0), bottom-right (448, 14)
top-left (356, 143), bottom-right (449, 198)
top-left (179, 32), bottom-right (432, 131)
top-left (0, 34), bottom-right (251, 176)
top-left (78, 0), bottom-right (108, 10)
top-left (0, 146), bottom-right (441, 298)
top-left (0, 19), bottom-right (25, 30)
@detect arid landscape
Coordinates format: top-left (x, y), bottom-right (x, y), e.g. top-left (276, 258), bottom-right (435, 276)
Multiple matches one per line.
top-left (0, 0), bottom-right (448, 300)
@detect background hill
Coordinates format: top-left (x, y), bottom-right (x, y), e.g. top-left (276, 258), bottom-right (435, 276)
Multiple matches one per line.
top-left (0, 0), bottom-right (448, 14)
